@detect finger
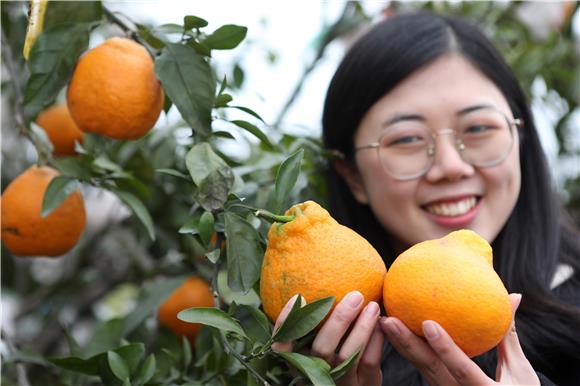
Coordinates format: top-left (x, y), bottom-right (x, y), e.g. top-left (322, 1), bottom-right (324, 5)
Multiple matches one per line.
top-left (335, 301), bottom-right (380, 385)
top-left (496, 294), bottom-right (539, 385)
top-left (380, 317), bottom-right (455, 386)
top-left (272, 294), bottom-right (303, 353)
top-left (422, 320), bottom-right (491, 385)
top-left (311, 291), bottom-right (364, 363)
top-left (357, 323), bottom-right (384, 386)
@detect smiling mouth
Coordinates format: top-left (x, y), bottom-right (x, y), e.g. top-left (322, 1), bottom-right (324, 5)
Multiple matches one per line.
top-left (424, 196), bottom-right (479, 217)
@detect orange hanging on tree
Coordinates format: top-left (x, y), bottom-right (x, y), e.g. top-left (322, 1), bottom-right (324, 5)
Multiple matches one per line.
top-left (67, 37), bottom-right (164, 140)
top-left (36, 104), bottom-right (84, 156)
top-left (1, 166), bottom-right (86, 257)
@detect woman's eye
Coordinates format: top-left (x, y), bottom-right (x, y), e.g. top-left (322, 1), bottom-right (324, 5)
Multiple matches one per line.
top-left (464, 125), bottom-right (494, 134)
top-left (389, 135), bottom-right (424, 146)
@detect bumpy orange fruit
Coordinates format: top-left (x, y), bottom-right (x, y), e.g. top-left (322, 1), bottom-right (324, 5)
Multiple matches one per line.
top-left (383, 229), bottom-right (512, 357)
top-left (260, 200), bottom-right (387, 322)
top-left (36, 104), bottom-right (83, 156)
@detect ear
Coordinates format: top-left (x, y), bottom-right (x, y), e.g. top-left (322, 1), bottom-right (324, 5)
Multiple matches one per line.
top-left (332, 159), bottom-right (369, 204)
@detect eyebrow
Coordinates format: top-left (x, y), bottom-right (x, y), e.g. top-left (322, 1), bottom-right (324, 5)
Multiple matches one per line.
top-left (382, 104), bottom-right (497, 127)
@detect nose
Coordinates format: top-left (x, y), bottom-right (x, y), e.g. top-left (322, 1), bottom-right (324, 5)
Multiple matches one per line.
top-left (424, 132), bottom-right (474, 182)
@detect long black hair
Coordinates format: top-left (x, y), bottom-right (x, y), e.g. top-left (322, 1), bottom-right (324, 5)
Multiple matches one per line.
top-left (322, 11), bottom-right (580, 385)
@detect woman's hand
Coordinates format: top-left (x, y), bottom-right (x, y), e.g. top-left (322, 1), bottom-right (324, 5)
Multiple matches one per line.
top-left (380, 293), bottom-right (540, 386)
top-left (272, 291), bottom-right (384, 386)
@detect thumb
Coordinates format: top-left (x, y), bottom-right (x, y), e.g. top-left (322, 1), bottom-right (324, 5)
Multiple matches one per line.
top-left (272, 294), bottom-right (305, 353)
top-left (496, 293), bottom-right (539, 385)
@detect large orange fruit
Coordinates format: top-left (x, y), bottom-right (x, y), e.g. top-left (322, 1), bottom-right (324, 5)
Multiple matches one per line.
top-left (67, 37), bottom-right (164, 140)
top-left (260, 200), bottom-right (387, 322)
top-left (383, 229), bottom-right (512, 357)
top-left (158, 276), bottom-right (214, 342)
top-left (1, 166), bottom-right (86, 257)
top-left (36, 104), bottom-right (84, 156)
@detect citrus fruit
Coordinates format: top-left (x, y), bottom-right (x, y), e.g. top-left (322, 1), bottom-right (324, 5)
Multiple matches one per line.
top-left (158, 276), bottom-right (214, 342)
top-left (36, 104), bottom-right (84, 156)
top-left (67, 37), bottom-right (164, 140)
top-left (383, 229), bottom-right (512, 357)
top-left (1, 166), bottom-right (86, 257)
top-left (260, 200), bottom-right (387, 322)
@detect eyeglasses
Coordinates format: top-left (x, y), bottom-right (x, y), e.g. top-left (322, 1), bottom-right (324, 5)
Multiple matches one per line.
top-left (354, 107), bottom-right (521, 181)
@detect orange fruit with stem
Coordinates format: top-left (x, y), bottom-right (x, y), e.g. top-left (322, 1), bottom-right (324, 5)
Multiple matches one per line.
top-left (260, 200), bottom-right (387, 323)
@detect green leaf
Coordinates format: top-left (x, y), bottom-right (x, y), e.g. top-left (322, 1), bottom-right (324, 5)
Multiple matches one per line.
top-left (155, 168), bottom-right (190, 180)
top-left (184, 15), bottom-right (208, 30)
top-left (41, 176), bottom-right (79, 217)
top-left (84, 318), bottom-right (124, 358)
top-left (273, 297), bottom-right (334, 342)
top-left (155, 43), bottom-right (216, 136)
top-left (224, 212), bottom-right (263, 293)
top-left (178, 218), bottom-right (199, 235)
top-left (273, 149), bottom-right (304, 213)
top-left (182, 336), bottom-right (192, 370)
top-left (111, 189), bottom-right (155, 241)
top-left (107, 351), bottom-right (130, 381)
top-left (177, 307), bottom-right (247, 338)
top-left (199, 211), bottom-right (215, 246)
top-left (205, 249), bottom-right (221, 263)
top-left (44, 1), bottom-right (103, 27)
top-left (225, 105), bottom-right (265, 123)
top-left (277, 352), bottom-right (335, 386)
top-left (235, 304), bottom-right (271, 344)
top-left (136, 354), bottom-right (155, 385)
top-left (53, 157), bottom-right (93, 180)
top-left (213, 130), bottom-right (236, 140)
top-left (185, 143), bottom-right (234, 211)
top-left (215, 93), bottom-right (233, 107)
top-left (230, 120), bottom-right (274, 150)
top-left (23, 23), bottom-right (90, 122)
top-left (330, 349), bottom-right (361, 380)
top-left (136, 23), bottom-right (165, 50)
top-left (122, 277), bottom-right (185, 336)
top-left (203, 25), bottom-right (247, 50)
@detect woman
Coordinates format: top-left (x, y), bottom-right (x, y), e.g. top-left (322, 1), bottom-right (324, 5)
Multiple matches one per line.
top-left (273, 11), bottom-right (580, 386)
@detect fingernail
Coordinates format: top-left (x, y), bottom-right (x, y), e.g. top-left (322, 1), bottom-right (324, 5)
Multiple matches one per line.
top-left (422, 320), bottom-right (439, 340)
top-left (344, 291), bottom-right (364, 308)
top-left (514, 293), bottom-right (522, 309)
top-left (364, 301), bottom-right (379, 316)
top-left (382, 318), bottom-right (400, 337)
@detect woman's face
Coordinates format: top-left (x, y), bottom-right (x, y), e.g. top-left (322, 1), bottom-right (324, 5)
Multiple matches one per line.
top-left (343, 54), bottom-right (521, 248)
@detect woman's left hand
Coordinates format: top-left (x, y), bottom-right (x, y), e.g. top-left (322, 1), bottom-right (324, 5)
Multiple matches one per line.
top-left (380, 293), bottom-right (540, 386)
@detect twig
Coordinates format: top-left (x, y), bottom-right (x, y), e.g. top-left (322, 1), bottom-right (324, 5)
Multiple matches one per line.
top-left (2, 331), bottom-right (32, 386)
top-left (219, 330), bottom-right (271, 386)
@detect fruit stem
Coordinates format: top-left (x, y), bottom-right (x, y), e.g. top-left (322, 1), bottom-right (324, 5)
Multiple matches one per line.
top-left (254, 210), bottom-right (295, 224)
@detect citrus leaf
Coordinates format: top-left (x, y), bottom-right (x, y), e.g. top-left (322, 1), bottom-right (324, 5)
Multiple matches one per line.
top-left (215, 93), bottom-right (233, 107)
top-left (199, 211), bottom-right (214, 246)
top-left (273, 149), bottom-right (304, 213)
top-left (111, 189), bottom-right (155, 241)
top-left (155, 168), bottom-right (190, 180)
top-left (184, 15), bottom-right (208, 30)
top-left (155, 43), bottom-right (215, 136)
top-left (225, 105), bottom-right (265, 123)
top-left (23, 23), bottom-right (90, 122)
top-left (185, 143), bottom-right (234, 211)
top-left (178, 218), bottom-right (199, 235)
top-left (43, 0), bottom-right (103, 28)
top-left (177, 307), bottom-right (247, 338)
top-left (41, 176), bottom-right (79, 217)
top-left (230, 120), bottom-right (275, 150)
top-left (224, 211), bottom-right (263, 293)
top-left (330, 348), bottom-right (361, 380)
top-left (182, 336), bottom-right (192, 370)
top-left (122, 277), bottom-right (185, 336)
top-left (107, 351), bottom-right (130, 381)
top-left (273, 296), bottom-right (334, 342)
top-left (235, 304), bottom-right (271, 344)
top-left (136, 354), bottom-right (155, 385)
top-left (277, 352), bottom-right (335, 386)
top-left (203, 24), bottom-right (247, 50)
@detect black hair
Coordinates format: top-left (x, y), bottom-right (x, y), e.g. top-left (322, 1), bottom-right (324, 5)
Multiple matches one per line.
top-left (322, 11), bottom-right (580, 385)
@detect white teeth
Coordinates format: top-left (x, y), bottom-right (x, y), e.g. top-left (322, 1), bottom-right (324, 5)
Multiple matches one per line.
top-left (426, 197), bottom-right (477, 217)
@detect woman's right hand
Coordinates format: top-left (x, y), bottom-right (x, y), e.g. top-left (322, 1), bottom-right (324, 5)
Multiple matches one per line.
top-left (272, 291), bottom-right (384, 386)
